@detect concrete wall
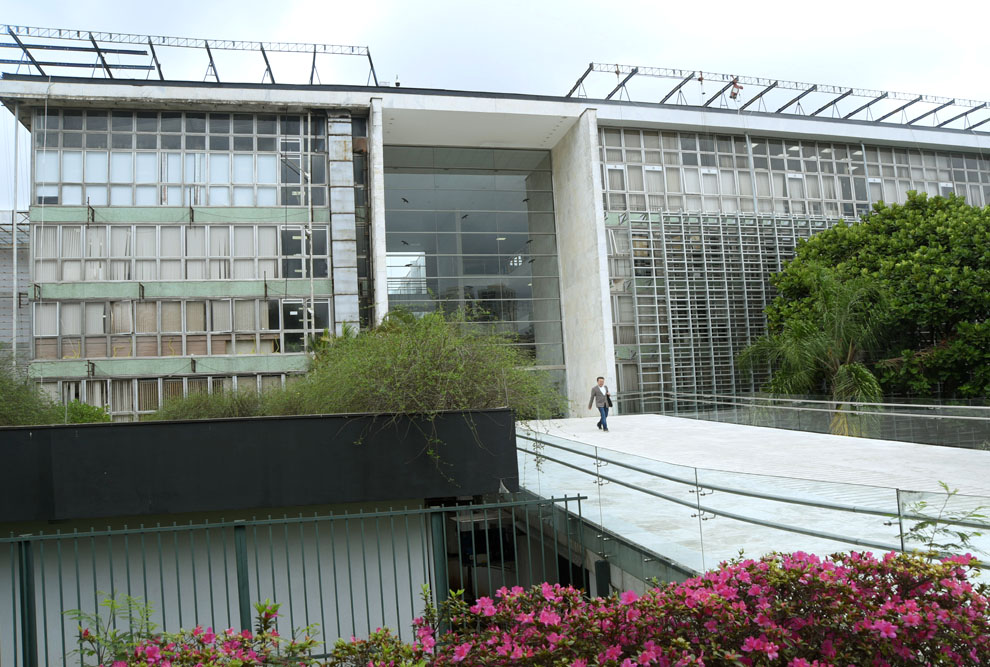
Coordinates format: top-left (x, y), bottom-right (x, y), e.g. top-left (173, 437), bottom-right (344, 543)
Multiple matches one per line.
top-left (551, 109), bottom-right (615, 415)
top-left (369, 98), bottom-right (389, 325)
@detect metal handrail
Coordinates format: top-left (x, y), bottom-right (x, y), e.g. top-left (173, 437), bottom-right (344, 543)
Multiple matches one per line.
top-left (518, 445), bottom-right (903, 553)
top-left (520, 433), bottom-right (891, 516)
top-left (1, 495), bottom-right (586, 543)
top-left (517, 432), bottom-right (990, 567)
top-left (518, 431), bottom-right (990, 531)
top-left (614, 390), bottom-right (990, 419)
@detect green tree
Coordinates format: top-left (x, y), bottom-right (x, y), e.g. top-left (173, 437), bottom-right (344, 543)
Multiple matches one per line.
top-left (738, 271), bottom-right (887, 434)
top-left (768, 192), bottom-right (990, 398)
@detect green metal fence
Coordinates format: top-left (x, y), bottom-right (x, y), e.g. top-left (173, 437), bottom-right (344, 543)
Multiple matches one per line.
top-left (1, 496), bottom-right (586, 667)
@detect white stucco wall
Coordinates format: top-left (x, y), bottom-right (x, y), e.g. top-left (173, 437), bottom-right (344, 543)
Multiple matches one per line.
top-left (551, 109), bottom-right (616, 415)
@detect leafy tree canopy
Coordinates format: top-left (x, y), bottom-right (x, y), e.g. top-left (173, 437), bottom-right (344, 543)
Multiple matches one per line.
top-left (767, 192), bottom-right (990, 398)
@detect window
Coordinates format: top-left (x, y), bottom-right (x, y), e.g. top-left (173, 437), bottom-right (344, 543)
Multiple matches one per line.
top-left (33, 109), bottom-right (337, 207)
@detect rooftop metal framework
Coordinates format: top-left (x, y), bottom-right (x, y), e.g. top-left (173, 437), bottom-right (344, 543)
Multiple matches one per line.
top-left (0, 25), bottom-right (378, 86)
top-left (568, 63), bottom-right (990, 133)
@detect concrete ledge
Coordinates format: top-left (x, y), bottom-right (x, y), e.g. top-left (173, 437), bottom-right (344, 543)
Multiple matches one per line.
top-left (27, 353), bottom-right (310, 379)
top-left (37, 278), bottom-right (333, 300)
top-left (28, 206), bottom-right (331, 224)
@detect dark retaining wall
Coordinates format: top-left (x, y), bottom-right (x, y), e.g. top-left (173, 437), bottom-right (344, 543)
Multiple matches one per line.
top-left (0, 409), bottom-right (518, 523)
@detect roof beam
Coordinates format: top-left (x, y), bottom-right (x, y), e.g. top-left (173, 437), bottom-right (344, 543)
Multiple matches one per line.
top-left (0, 59), bottom-right (152, 69)
top-left (738, 81), bottom-right (778, 111)
top-left (204, 40), bottom-right (219, 82)
top-left (811, 89), bottom-right (852, 117)
top-left (6, 28), bottom-right (44, 75)
top-left (366, 48), bottom-right (378, 86)
top-left (776, 85), bottom-right (817, 113)
top-left (0, 42), bottom-right (146, 55)
top-left (259, 43), bottom-right (274, 84)
top-left (605, 67), bottom-right (638, 100)
top-left (966, 115), bottom-right (990, 131)
top-left (659, 72), bottom-right (695, 104)
top-left (566, 62), bottom-right (594, 98)
top-left (89, 32), bottom-right (113, 79)
top-left (937, 103), bottom-right (988, 128)
top-left (702, 79), bottom-right (736, 108)
top-left (876, 95), bottom-right (922, 122)
top-left (843, 92), bottom-right (887, 119)
top-left (147, 38), bottom-right (164, 80)
top-left (908, 99), bottom-right (955, 125)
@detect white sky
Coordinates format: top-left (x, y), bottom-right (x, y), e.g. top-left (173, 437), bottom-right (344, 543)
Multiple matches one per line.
top-left (3, 0), bottom-right (989, 209)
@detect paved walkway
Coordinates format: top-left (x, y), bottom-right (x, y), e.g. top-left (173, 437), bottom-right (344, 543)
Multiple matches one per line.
top-left (516, 415), bottom-right (990, 578)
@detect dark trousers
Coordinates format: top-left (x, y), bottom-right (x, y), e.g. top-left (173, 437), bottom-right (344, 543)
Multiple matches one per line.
top-left (597, 406), bottom-right (609, 430)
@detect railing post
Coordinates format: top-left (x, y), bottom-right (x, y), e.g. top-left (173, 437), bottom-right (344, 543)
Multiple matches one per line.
top-left (18, 537), bottom-right (39, 667)
top-left (430, 512), bottom-right (448, 606)
top-left (895, 489), bottom-right (906, 554)
top-left (233, 523), bottom-right (252, 631)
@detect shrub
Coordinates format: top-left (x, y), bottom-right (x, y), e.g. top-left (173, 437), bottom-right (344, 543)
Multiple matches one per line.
top-left (64, 400), bottom-right (112, 423)
top-left (77, 599), bottom-right (320, 667)
top-left (152, 309), bottom-right (566, 422)
top-left (0, 354), bottom-right (61, 426)
top-left (329, 551), bottom-right (990, 666)
top-left (0, 353), bottom-right (110, 426)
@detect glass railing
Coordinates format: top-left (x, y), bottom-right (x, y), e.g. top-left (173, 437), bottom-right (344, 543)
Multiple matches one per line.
top-left (614, 391), bottom-right (990, 450)
top-left (516, 426), bottom-right (990, 583)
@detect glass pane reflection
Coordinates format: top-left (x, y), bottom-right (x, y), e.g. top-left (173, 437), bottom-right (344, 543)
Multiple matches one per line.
top-left (384, 145), bottom-right (562, 364)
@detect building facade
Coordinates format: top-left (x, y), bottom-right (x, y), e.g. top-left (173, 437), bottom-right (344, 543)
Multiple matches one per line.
top-left (2, 72), bottom-right (989, 419)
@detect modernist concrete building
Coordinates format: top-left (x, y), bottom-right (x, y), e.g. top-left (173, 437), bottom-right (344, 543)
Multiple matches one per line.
top-left (2, 29), bottom-right (990, 420)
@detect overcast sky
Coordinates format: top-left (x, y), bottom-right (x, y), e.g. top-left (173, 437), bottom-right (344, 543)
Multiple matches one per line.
top-left (3, 0), bottom-right (989, 209)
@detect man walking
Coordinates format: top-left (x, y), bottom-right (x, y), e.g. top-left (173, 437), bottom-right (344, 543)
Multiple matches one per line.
top-left (588, 376), bottom-right (611, 432)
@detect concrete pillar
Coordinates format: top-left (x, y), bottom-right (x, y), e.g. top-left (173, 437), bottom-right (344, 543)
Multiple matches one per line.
top-left (368, 98), bottom-right (389, 326)
top-left (551, 109), bottom-right (615, 416)
top-left (328, 113), bottom-right (359, 335)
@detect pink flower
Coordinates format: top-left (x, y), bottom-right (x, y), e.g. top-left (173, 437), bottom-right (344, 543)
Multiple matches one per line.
top-left (538, 609), bottom-right (561, 626)
top-left (873, 620), bottom-right (898, 639)
top-left (570, 660), bottom-right (588, 667)
top-left (452, 642), bottom-right (471, 662)
top-left (620, 589), bottom-right (639, 605)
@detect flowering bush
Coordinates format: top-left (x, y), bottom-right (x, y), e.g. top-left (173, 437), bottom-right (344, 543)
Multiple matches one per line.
top-left (329, 551), bottom-right (990, 666)
top-left (90, 600), bottom-right (320, 667)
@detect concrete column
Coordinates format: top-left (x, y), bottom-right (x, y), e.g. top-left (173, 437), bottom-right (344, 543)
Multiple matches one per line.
top-left (368, 98), bottom-right (389, 326)
top-left (551, 108), bottom-right (616, 416)
top-left (327, 113), bottom-right (359, 335)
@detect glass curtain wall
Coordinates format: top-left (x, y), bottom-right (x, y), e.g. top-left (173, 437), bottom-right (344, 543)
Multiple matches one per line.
top-left (383, 147), bottom-right (564, 368)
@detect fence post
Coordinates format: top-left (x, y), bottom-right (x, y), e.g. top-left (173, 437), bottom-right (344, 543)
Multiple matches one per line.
top-left (18, 537), bottom-right (38, 667)
top-left (430, 512), bottom-right (448, 606)
top-left (233, 523), bottom-right (252, 631)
